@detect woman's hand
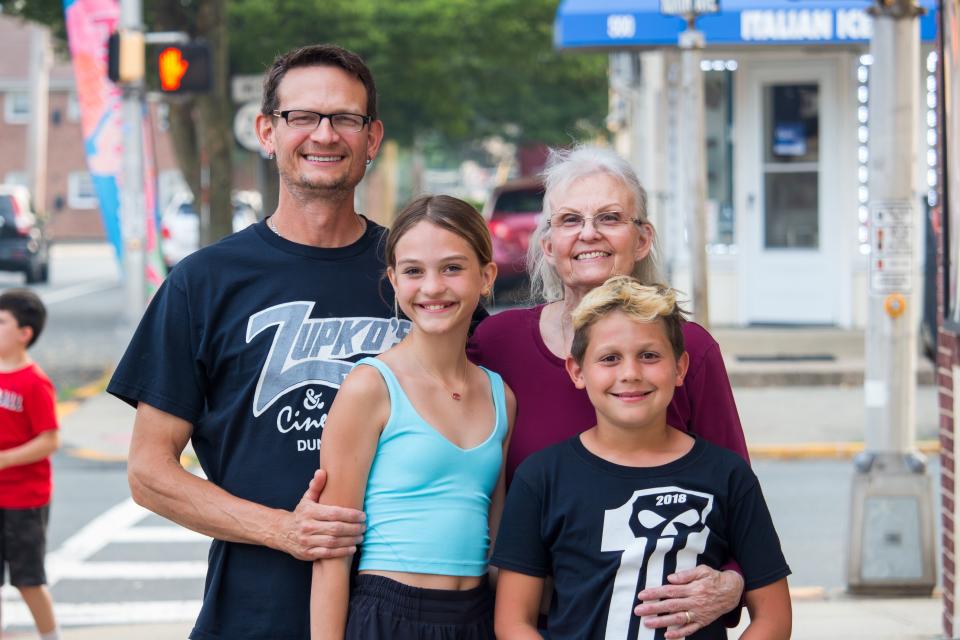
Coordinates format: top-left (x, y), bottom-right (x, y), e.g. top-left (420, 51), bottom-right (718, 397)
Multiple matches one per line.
top-left (633, 566), bottom-right (744, 639)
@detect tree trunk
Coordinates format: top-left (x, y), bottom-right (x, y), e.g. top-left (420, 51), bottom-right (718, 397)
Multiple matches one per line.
top-left (166, 101), bottom-right (200, 200)
top-left (196, 0), bottom-right (233, 246)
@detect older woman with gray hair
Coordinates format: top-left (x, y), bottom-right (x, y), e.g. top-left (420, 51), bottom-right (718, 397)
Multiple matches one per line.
top-left (468, 144), bottom-right (748, 637)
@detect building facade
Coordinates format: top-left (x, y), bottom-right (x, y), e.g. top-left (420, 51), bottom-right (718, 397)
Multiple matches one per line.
top-left (0, 14), bottom-right (179, 240)
top-left (557, 0), bottom-right (939, 328)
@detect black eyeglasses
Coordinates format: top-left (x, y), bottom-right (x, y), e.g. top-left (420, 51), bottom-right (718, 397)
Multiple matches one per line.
top-left (272, 110), bottom-right (372, 133)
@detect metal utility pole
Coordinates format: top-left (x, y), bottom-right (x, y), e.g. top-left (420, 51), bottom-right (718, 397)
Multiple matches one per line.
top-left (26, 24), bottom-right (50, 214)
top-left (678, 26), bottom-right (709, 328)
top-left (119, 0), bottom-right (147, 323)
top-left (847, 0), bottom-right (935, 594)
top-left (660, 0), bottom-right (718, 328)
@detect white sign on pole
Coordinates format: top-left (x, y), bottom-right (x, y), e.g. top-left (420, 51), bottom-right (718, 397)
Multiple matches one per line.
top-left (660, 0), bottom-right (720, 16)
top-left (233, 101), bottom-right (262, 153)
top-left (231, 74), bottom-right (263, 103)
top-left (869, 200), bottom-right (914, 294)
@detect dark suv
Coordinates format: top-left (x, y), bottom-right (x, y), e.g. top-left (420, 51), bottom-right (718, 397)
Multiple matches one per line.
top-left (0, 186), bottom-right (49, 284)
top-left (482, 178), bottom-right (544, 296)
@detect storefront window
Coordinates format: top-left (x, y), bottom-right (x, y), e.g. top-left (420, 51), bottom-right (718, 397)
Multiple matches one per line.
top-left (762, 83), bottom-right (820, 250)
top-left (704, 68), bottom-right (735, 247)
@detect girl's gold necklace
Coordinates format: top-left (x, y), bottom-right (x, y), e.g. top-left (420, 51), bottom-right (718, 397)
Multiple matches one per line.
top-left (413, 353), bottom-right (467, 401)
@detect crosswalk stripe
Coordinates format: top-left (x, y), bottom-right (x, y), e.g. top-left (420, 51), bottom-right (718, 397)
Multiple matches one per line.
top-left (54, 560), bottom-right (208, 580)
top-left (40, 279), bottom-right (118, 305)
top-left (46, 499), bottom-right (151, 570)
top-left (112, 526), bottom-right (211, 543)
top-left (2, 600), bottom-right (202, 627)
top-left (3, 497), bottom-right (209, 630)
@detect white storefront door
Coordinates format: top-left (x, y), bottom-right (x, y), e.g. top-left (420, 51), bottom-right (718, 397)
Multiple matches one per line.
top-left (736, 59), bottom-right (842, 324)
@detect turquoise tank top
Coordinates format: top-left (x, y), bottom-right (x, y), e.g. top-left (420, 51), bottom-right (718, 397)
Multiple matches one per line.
top-left (355, 357), bottom-right (508, 577)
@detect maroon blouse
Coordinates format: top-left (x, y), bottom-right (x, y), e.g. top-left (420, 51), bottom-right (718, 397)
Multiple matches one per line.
top-left (468, 304), bottom-right (749, 482)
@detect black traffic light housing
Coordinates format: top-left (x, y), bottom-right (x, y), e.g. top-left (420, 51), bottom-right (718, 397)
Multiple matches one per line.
top-left (155, 42), bottom-right (212, 93)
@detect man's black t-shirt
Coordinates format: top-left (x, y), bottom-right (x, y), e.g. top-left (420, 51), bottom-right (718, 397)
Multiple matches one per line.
top-left (491, 435), bottom-right (790, 640)
top-left (108, 220), bottom-right (409, 640)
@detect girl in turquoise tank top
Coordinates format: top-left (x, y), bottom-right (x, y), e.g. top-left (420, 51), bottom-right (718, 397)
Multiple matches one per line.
top-left (311, 195), bottom-right (516, 640)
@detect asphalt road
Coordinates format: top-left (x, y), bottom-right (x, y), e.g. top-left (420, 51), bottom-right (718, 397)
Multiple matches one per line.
top-left (9, 453), bottom-right (937, 631)
top-left (0, 243), bottom-right (127, 395)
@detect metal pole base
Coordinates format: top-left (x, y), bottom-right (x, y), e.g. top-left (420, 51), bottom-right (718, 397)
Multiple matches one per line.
top-left (846, 452), bottom-right (936, 595)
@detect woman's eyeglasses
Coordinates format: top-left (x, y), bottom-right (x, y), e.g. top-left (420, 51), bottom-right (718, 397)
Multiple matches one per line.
top-left (548, 212), bottom-right (641, 235)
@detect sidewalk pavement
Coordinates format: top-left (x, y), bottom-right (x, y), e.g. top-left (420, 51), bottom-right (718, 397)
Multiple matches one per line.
top-left (47, 325), bottom-right (946, 639)
top-left (44, 594), bottom-right (946, 639)
top-left (46, 598), bottom-right (945, 639)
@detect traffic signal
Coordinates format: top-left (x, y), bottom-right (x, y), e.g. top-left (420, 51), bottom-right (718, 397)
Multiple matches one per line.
top-left (107, 30), bottom-right (145, 84)
top-left (156, 43), bottom-right (211, 93)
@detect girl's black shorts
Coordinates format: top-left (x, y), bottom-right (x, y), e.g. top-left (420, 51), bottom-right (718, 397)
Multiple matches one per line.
top-left (345, 573), bottom-right (495, 640)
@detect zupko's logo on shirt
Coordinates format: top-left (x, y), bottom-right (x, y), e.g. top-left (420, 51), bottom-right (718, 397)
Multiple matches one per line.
top-left (246, 301), bottom-right (410, 420)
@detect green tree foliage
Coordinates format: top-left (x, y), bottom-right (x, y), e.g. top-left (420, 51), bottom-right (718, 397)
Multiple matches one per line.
top-left (225, 0), bottom-right (607, 147)
top-left (1, 0), bottom-right (66, 42)
top-left (3, 0), bottom-right (609, 170)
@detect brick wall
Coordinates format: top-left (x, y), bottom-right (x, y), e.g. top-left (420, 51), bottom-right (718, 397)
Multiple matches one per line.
top-left (938, 323), bottom-right (956, 636)
top-left (0, 89), bottom-right (105, 239)
top-left (0, 15), bottom-right (192, 241)
top-left (936, 9), bottom-right (955, 631)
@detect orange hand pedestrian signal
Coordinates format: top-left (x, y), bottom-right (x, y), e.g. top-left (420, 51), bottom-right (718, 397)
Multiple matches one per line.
top-left (158, 47), bottom-right (190, 91)
top-left (152, 42), bottom-right (211, 94)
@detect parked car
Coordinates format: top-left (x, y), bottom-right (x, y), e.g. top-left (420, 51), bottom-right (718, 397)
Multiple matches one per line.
top-left (160, 191), bottom-right (261, 267)
top-left (0, 185), bottom-right (49, 284)
top-left (482, 177), bottom-right (544, 297)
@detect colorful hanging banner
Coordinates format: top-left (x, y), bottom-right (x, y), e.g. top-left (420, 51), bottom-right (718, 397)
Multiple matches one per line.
top-left (140, 107), bottom-right (166, 294)
top-left (62, 0), bottom-right (165, 295)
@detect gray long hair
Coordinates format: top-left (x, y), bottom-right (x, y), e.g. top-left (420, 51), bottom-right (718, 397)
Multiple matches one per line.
top-left (527, 145), bottom-right (662, 302)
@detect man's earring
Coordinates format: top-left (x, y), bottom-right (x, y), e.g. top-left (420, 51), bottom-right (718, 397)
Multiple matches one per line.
top-left (266, 152), bottom-right (275, 160)
top-left (366, 158), bottom-right (372, 166)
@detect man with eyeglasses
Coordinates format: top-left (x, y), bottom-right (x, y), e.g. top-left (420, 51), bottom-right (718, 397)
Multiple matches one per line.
top-left (109, 44), bottom-right (396, 640)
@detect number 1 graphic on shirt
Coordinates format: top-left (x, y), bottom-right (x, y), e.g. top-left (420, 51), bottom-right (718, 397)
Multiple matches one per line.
top-left (600, 487), bottom-right (714, 640)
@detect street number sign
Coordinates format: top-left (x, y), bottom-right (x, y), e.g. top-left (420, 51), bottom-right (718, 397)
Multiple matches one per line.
top-left (660, 0), bottom-right (720, 16)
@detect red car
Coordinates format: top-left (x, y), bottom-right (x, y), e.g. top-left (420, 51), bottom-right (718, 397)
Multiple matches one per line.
top-left (482, 178), bottom-right (544, 296)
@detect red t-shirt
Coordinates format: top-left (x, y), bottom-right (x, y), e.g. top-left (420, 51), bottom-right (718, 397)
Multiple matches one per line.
top-left (0, 363), bottom-right (58, 508)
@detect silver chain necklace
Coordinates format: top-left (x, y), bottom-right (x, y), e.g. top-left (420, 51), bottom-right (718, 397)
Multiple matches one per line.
top-left (268, 214), bottom-right (365, 240)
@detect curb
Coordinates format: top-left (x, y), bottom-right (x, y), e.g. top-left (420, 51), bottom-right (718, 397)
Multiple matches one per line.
top-left (56, 369), bottom-right (113, 422)
top-left (727, 368), bottom-right (935, 388)
top-left (56, 370), bottom-right (199, 467)
top-left (56, 369), bottom-right (129, 464)
top-left (55, 371), bottom-right (942, 465)
top-left (748, 439), bottom-right (939, 460)
top-left (784, 585), bottom-right (943, 601)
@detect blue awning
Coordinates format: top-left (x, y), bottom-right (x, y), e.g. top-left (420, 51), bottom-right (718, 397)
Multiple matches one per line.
top-left (555, 0), bottom-right (938, 49)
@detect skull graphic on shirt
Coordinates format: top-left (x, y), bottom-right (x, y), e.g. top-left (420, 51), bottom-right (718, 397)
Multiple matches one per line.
top-left (600, 486), bottom-right (714, 640)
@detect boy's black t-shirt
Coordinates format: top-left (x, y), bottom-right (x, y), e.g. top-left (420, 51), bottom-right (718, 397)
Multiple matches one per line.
top-left (108, 220), bottom-right (410, 640)
top-left (491, 435), bottom-right (791, 640)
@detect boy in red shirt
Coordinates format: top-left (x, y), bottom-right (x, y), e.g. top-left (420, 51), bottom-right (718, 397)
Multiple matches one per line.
top-left (0, 289), bottom-right (60, 639)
